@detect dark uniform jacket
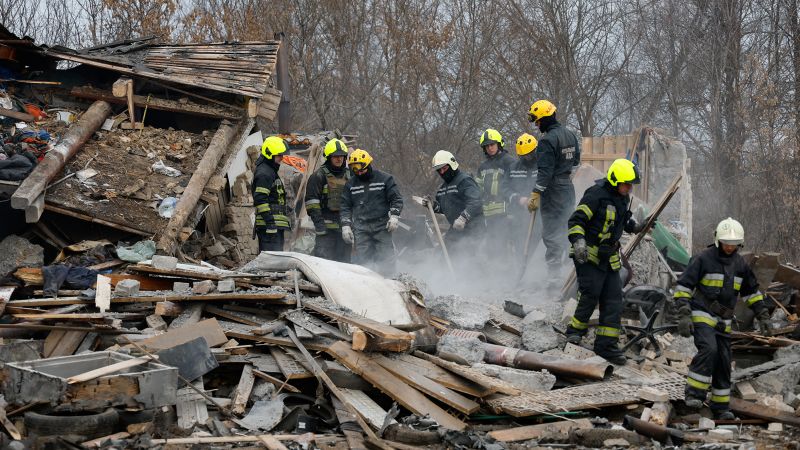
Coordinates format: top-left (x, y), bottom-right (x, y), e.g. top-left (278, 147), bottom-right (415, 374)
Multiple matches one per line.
top-left (253, 155), bottom-right (289, 230)
top-left (507, 158), bottom-right (538, 205)
top-left (434, 169), bottom-right (483, 226)
top-left (305, 162), bottom-right (350, 234)
top-left (533, 122), bottom-right (580, 194)
top-left (567, 179), bottom-right (634, 270)
top-left (673, 246), bottom-right (766, 321)
top-left (476, 151), bottom-right (515, 217)
top-left (340, 168), bottom-right (403, 231)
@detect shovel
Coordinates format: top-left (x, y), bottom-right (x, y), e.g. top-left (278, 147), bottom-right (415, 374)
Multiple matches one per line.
top-left (414, 195), bottom-right (455, 275)
top-left (515, 209), bottom-right (537, 286)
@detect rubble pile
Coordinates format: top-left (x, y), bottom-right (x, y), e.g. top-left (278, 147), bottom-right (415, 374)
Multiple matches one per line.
top-left (0, 236), bottom-right (798, 448)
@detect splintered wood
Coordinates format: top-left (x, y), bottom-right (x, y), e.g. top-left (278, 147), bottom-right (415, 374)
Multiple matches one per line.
top-left (487, 372), bottom-right (686, 417)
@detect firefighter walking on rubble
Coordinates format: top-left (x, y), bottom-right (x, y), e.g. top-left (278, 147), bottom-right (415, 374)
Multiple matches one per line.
top-left (423, 150), bottom-right (484, 258)
top-left (527, 100), bottom-right (581, 286)
top-left (253, 136), bottom-right (290, 252)
top-left (476, 129), bottom-right (515, 260)
top-left (508, 133), bottom-right (543, 264)
top-left (564, 158), bottom-right (644, 365)
top-left (305, 138), bottom-right (351, 263)
top-left (674, 218), bottom-right (770, 420)
top-left (340, 149), bottom-right (404, 274)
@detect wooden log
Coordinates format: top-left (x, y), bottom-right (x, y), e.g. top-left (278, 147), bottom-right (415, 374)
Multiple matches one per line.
top-left (352, 328), bottom-right (410, 352)
top-left (231, 364), bottom-right (255, 415)
top-left (258, 435), bottom-right (289, 450)
top-left (156, 117), bottom-right (252, 254)
top-left (12, 101), bottom-right (112, 209)
top-left (0, 107), bottom-right (34, 122)
top-left (70, 86), bottom-right (239, 120)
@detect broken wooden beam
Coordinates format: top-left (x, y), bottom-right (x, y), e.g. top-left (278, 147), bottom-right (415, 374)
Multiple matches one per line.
top-left (156, 117), bottom-right (254, 254)
top-left (11, 101), bottom-right (112, 210)
top-left (231, 364), bottom-right (255, 415)
top-left (6, 292), bottom-right (290, 307)
top-left (0, 107), bottom-right (35, 122)
top-left (71, 85), bottom-right (239, 120)
top-left (303, 298), bottom-right (412, 346)
top-left (487, 418), bottom-right (593, 442)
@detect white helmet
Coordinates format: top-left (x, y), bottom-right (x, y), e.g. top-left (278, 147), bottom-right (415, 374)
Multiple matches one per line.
top-left (432, 150), bottom-right (459, 171)
top-left (715, 217), bottom-right (744, 247)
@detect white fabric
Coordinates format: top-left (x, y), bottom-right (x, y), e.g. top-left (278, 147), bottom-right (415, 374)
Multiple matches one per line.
top-left (242, 251), bottom-right (414, 326)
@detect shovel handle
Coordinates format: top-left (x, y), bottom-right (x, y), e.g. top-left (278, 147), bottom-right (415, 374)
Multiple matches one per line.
top-left (426, 202), bottom-right (455, 275)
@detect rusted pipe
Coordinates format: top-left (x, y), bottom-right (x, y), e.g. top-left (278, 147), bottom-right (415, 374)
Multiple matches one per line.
top-left (621, 415), bottom-right (707, 445)
top-left (483, 343), bottom-right (613, 380)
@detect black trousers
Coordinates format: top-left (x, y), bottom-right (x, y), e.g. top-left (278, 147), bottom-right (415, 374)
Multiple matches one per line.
top-left (540, 178), bottom-right (575, 275)
top-left (566, 259), bottom-right (624, 355)
top-left (686, 319), bottom-right (732, 413)
top-left (256, 228), bottom-right (285, 252)
top-left (353, 227), bottom-right (395, 275)
top-left (313, 230), bottom-right (351, 263)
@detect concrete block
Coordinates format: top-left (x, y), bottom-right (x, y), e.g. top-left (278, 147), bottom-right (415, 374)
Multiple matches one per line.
top-left (603, 438), bottom-right (630, 447)
top-left (697, 417), bottom-right (715, 430)
top-left (768, 422), bottom-right (783, 432)
top-left (114, 279), bottom-right (140, 297)
top-left (152, 255), bottom-right (178, 270)
top-left (173, 282), bottom-right (191, 293)
top-left (638, 386), bottom-right (669, 402)
top-left (192, 280), bottom-right (216, 295)
top-left (205, 242), bottom-right (226, 257)
top-left (735, 381), bottom-right (758, 400)
top-left (146, 314), bottom-right (168, 331)
top-left (708, 428), bottom-right (734, 441)
top-left (217, 279), bottom-right (235, 293)
top-left (436, 335), bottom-right (485, 365)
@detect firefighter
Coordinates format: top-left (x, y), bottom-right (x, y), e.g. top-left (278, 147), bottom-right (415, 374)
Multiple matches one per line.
top-left (252, 136), bottom-right (290, 252)
top-left (476, 129), bottom-right (515, 259)
top-left (423, 150), bottom-right (484, 254)
top-left (564, 158), bottom-right (643, 365)
top-left (674, 218), bottom-right (770, 420)
top-left (527, 100), bottom-right (581, 284)
top-left (340, 149), bottom-right (404, 274)
top-left (508, 133), bottom-right (543, 263)
top-left (305, 138), bottom-right (351, 262)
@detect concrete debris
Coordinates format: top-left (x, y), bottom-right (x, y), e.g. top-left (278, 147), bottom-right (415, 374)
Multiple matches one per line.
top-left (152, 255), bottom-right (178, 270)
top-left (751, 362), bottom-right (800, 398)
top-left (603, 438), bottom-right (631, 447)
top-left (698, 417), bottom-right (715, 430)
top-left (113, 278), bottom-right (140, 297)
top-left (473, 363), bottom-right (556, 392)
top-left (192, 279), bottom-right (216, 295)
top-left (173, 281), bottom-right (191, 292)
top-left (0, 235), bottom-right (43, 279)
top-left (217, 278), bottom-right (236, 293)
top-left (521, 310), bottom-right (562, 353)
top-left (436, 335), bottom-right (485, 365)
top-left (426, 295), bottom-right (490, 330)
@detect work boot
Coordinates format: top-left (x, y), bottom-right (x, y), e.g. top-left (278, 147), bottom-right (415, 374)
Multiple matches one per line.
top-left (565, 334), bottom-right (583, 345)
top-left (597, 351), bottom-right (627, 365)
top-left (684, 396), bottom-right (704, 409)
top-left (713, 410), bottom-right (735, 420)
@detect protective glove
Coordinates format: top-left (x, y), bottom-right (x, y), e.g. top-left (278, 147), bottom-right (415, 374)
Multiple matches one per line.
top-left (677, 304), bottom-right (693, 337)
top-left (756, 309), bottom-right (772, 335)
top-left (627, 219), bottom-right (646, 234)
top-left (420, 195), bottom-right (431, 207)
top-left (527, 191), bottom-right (541, 212)
top-left (386, 215), bottom-right (400, 232)
top-left (518, 196), bottom-right (529, 208)
top-left (341, 226), bottom-right (354, 244)
top-left (572, 238), bottom-right (588, 265)
top-left (452, 215), bottom-right (467, 231)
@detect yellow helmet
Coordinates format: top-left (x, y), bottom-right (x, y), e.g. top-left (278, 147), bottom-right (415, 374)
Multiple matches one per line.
top-left (261, 136), bottom-right (288, 159)
top-left (606, 158), bottom-right (641, 186)
top-left (324, 138), bottom-right (349, 158)
top-left (528, 99), bottom-right (557, 122)
top-left (515, 133), bottom-right (538, 156)
top-left (348, 148), bottom-right (373, 169)
top-left (479, 128), bottom-right (504, 149)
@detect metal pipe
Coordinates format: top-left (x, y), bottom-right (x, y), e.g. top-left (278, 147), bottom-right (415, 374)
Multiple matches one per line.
top-left (274, 32), bottom-right (291, 134)
top-left (622, 415), bottom-right (684, 445)
top-left (483, 343), bottom-right (613, 381)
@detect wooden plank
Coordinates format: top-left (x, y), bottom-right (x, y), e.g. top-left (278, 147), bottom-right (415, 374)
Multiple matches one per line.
top-left (285, 309), bottom-right (350, 340)
top-left (252, 369), bottom-right (301, 393)
top-left (205, 305), bottom-right (261, 326)
top-left (332, 397), bottom-right (367, 450)
top-left (372, 355), bottom-right (479, 414)
top-left (127, 265), bottom-right (322, 293)
top-left (390, 353), bottom-right (491, 397)
top-left (231, 364), bottom-right (256, 415)
top-left (0, 286), bottom-right (14, 316)
top-left (7, 292), bottom-right (290, 307)
top-left (339, 389), bottom-right (397, 429)
top-left (176, 379), bottom-right (208, 430)
top-left (44, 330), bottom-right (87, 357)
top-left (413, 351), bottom-right (520, 396)
top-left (303, 299), bottom-right (412, 342)
top-left (487, 418), bottom-right (593, 442)
top-left (730, 397), bottom-right (800, 427)
top-left (257, 435), bottom-right (289, 450)
top-left (327, 342), bottom-right (466, 431)
top-left (66, 356), bottom-right (152, 384)
top-left (12, 268), bottom-right (173, 290)
top-left (137, 318), bottom-right (228, 350)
